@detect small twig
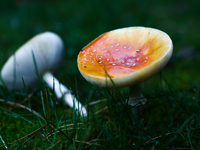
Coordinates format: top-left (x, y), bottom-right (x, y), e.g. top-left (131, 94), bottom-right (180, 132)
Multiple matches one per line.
top-left (94, 102), bottom-right (123, 114)
top-left (44, 123), bottom-right (86, 138)
top-left (95, 106), bottom-right (108, 114)
top-left (144, 130), bottom-right (200, 146)
top-left (47, 122), bottom-right (73, 144)
top-left (181, 131), bottom-right (200, 139)
top-left (14, 131), bottom-right (40, 150)
top-left (84, 99), bottom-right (107, 107)
top-left (143, 132), bottom-right (175, 145)
top-left (0, 98), bottom-right (45, 121)
top-left (169, 148), bottom-right (194, 149)
top-left (20, 89), bottom-right (37, 104)
top-left (75, 139), bottom-right (103, 146)
top-left (46, 140), bottom-right (62, 150)
top-left (0, 122), bottom-right (49, 148)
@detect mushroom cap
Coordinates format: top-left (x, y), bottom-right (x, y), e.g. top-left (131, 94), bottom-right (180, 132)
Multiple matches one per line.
top-left (1, 32), bottom-right (64, 90)
top-left (77, 27), bottom-right (173, 88)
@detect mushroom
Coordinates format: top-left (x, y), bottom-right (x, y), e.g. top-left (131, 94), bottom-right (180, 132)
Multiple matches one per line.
top-left (0, 32), bottom-right (87, 116)
top-left (77, 27), bottom-right (173, 120)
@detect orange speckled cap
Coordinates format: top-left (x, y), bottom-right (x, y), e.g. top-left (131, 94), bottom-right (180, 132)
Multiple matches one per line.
top-left (78, 27), bottom-right (173, 88)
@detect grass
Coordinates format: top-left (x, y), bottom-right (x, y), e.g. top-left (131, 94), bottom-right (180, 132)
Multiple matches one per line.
top-left (0, 79), bottom-right (199, 149)
top-left (0, 0), bottom-right (200, 149)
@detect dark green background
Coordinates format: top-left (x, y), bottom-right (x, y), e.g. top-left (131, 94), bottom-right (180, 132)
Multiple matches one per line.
top-left (0, 0), bottom-right (199, 91)
top-left (0, 0), bottom-right (200, 149)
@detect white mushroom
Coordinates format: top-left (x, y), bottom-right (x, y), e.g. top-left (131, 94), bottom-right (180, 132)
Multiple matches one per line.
top-left (77, 27), bottom-right (173, 120)
top-left (0, 32), bottom-right (87, 116)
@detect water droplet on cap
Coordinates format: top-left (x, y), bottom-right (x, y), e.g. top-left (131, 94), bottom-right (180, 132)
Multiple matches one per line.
top-left (132, 63), bottom-right (136, 66)
top-left (136, 49), bottom-right (140, 52)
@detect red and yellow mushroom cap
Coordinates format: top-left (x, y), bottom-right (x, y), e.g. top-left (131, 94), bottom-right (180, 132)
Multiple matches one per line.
top-left (78, 27), bottom-right (173, 88)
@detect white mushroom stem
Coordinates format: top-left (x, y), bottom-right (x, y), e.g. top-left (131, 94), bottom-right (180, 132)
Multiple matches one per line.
top-left (42, 72), bottom-right (87, 116)
top-left (127, 84), bottom-right (147, 121)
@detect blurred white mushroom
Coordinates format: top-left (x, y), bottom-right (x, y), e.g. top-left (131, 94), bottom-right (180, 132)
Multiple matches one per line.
top-left (0, 32), bottom-right (87, 116)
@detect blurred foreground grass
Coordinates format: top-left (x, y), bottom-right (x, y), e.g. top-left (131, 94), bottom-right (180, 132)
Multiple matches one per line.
top-left (0, 0), bottom-right (200, 149)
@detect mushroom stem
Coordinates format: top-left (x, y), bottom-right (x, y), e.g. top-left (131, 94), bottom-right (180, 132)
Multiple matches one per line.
top-left (127, 84), bottom-right (147, 122)
top-left (42, 72), bottom-right (87, 116)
